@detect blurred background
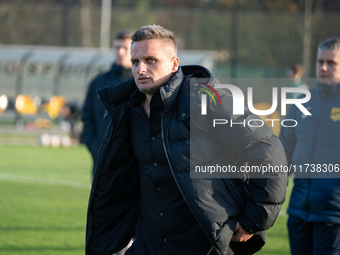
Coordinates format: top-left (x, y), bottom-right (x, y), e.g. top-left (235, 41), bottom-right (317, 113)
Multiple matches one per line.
top-left (0, 0), bottom-right (339, 254)
top-left (1, 0), bottom-right (340, 134)
top-left (1, 0), bottom-right (340, 138)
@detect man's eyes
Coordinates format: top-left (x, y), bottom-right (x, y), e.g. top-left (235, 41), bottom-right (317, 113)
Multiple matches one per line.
top-left (147, 58), bottom-right (156, 64)
top-left (131, 59), bottom-right (156, 65)
top-left (318, 60), bottom-right (337, 66)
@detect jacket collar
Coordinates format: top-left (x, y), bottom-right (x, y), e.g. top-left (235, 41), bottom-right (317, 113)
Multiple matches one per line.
top-left (160, 65), bottom-right (215, 110)
top-left (159, 67), bottom-right (183, 110)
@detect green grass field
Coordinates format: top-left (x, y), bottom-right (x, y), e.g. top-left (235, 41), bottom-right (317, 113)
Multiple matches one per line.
top-left (0, 144), bottom-right (292, 255)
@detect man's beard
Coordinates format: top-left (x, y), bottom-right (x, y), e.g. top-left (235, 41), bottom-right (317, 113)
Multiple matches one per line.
top-left (317, 77), bottom-right (340, 85)
top-left (139, 87), bottom-right (159, 96)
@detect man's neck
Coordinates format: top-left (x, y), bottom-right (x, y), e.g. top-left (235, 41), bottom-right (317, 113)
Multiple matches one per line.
top-left (142, 94), bottom-right (152, 119)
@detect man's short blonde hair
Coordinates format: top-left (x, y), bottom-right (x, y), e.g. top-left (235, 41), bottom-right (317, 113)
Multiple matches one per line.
top-left (131, 25), bottom-right (177, 56)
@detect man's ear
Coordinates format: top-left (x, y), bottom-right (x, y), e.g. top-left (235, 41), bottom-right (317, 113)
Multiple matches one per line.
top-left (171, 57), bottom-right (180, 73)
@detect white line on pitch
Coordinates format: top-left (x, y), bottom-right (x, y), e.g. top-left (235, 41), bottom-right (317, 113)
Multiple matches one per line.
top-left (0, 173), bottom-right (91, 189)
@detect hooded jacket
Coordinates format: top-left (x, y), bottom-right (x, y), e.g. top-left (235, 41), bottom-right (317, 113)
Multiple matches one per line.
top-left (86, 65), bottom-right (287, 255)
top-left (280, 82), bottom-right (340, 224)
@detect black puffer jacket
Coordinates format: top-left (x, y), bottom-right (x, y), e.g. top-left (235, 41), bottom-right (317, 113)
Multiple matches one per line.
top-left (80, 63), bottom-right (132, 162)
top-left (86, 65), bottom-right (287, 255)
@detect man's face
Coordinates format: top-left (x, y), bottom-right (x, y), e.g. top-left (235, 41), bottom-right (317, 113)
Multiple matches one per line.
top-left (316, 49), bottom-right (340, 84)
top-left (131, 39), bottom-right (179, 95)
top-left (113, 38), bottom-right (132, 68)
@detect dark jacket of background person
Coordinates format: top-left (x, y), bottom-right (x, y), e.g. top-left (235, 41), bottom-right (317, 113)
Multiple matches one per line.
top-left (80, 63), bottom-right (132, 164)
top-left (85, 65), bottom-right (287, 255)
top-left (280, 82), bottom-right (340, 224)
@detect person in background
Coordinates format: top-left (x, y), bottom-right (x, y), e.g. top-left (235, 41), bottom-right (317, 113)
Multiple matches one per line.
top-left (80, 29), bottom-right (133, 176)
top-left (280, 37), bottom-right (340, 255)
top-left (287, 63), bottom-right (309, 99)
top-left (59, 101), bottom-right (81, 139)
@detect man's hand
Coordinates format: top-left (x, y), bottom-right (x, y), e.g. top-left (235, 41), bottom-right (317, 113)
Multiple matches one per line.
top-left (231, 222), bottom-right (253, 242)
